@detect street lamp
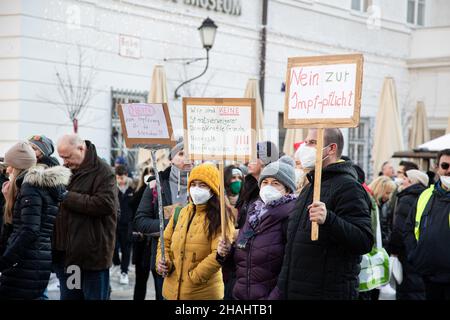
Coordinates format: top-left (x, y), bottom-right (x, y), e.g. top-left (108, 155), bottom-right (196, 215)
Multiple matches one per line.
top-left (174, 17), bottom-right (218, 99)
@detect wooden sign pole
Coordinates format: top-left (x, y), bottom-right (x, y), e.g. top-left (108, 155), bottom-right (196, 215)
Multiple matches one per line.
top-left (150, 149), bottom-right (166, 274)
top-left (312, 128), bottom-right (324, 241)
top-left (218, 161), bottom-right (227, 243)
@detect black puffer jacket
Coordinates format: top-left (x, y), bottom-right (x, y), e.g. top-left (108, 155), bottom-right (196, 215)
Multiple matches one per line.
top-left (405, 182), bottom-right (450, 284)
top-left (236, 174), bottom-right (260, 229)
top-left (134, 166), bottom-right (172, 271)
top-left (0, 165), bottom-right (71, 299)
top-left (390, 183), bottom-right (426, 300)
top-left (277, 161), bottom-right (373, 300)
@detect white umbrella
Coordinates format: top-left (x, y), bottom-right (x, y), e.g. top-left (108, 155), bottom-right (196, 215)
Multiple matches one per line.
top-left (372, 77), bottom-right (404, 176)
top-left (417, 133), bottom-right (450, 151)
top-left (244, 79), bottom-right (265, 142)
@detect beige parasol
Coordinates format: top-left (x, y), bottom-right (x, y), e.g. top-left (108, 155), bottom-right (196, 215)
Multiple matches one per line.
top-left (372, 77), bottom-right (405, 177)
top-left (244, 78), bottom-right (265, 142)
top-left (409, 101), bottom-right (430, 149)
top-left (137, 65), bottom-right (170, 171)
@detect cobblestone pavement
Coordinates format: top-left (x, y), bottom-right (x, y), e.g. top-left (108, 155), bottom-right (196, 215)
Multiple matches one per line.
top-left (46, 264), bottom-right (156, 300)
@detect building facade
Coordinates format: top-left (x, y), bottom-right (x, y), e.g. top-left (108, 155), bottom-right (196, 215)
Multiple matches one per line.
top-left (1, 0), bottom-right (449, 177)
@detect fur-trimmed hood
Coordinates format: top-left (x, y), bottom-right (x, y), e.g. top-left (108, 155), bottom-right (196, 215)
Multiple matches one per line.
top-left (23, 165), bottom-right (72, 188)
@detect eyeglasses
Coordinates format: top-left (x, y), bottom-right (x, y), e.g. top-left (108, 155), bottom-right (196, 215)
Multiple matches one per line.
top-left (440, 162), bottom-right (450, 170)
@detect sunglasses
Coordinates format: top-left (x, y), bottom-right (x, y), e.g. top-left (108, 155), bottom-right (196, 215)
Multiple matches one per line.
top-left (440, 162), bottom-right (450, 170)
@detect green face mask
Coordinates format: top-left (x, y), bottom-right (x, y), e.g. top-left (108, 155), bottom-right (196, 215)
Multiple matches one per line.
top-left (229, 180), bottom-right (242, 195)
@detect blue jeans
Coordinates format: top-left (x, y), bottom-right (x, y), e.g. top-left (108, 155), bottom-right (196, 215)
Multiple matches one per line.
top-left (54, 264), bottom-right (110, 300)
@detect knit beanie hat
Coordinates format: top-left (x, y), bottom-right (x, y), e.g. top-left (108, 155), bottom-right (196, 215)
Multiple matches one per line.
top-left (406, 169), bottom-right (429, 187)
top-left (28, 135), bottom-right (55, 157)
top-left (169, 138), bottom-right (184, 161)
top-left (188, 163), bottom-right (220, 196)
top-left (259, 155), bottom-right (296, 193)
top-left (256, 141), bottom-right (279, 166)
top-left (5, 142), bottom-right (37, 169)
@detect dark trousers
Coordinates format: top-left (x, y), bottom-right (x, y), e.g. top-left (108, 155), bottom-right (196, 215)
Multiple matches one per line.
top-left (152, 270), bottom-right (164, 300)
top-left (425, 281), bottom-right (450, 300)
top-left (54, 263), bottom-right (110, 300)
top-left (113, 226), bottom-right (131, 274)
top-left (133, 254), bottom-right (151, 300)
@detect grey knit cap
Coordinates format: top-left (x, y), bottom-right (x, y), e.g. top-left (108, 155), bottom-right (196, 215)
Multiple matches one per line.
top-left (256, 141), bottom-right (279, 166)
top-left (258, 155), bottom-right (296, 193)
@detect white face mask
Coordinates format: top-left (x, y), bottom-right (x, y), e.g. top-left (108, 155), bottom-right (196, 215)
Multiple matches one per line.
top-left (441, 176), bottom-right (450, 190)
top-left (189, 186), bottom-right (213, 205)
top-left (394, 177), bottom-right (404, 186)
top-left (144, 174), bottom-right (152, 186)
top-left (297, 144), bottom-right (331, 169)
top-left (259, 185), bottom-right (284, 204)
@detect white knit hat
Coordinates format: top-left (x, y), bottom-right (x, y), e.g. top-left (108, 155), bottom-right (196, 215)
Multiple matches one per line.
top-left (406, 169), bottom-right (429, 187)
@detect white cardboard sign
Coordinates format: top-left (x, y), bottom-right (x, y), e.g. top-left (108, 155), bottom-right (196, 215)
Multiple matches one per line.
top-left (284, 54), bottom-right (363, 128)
top-left (183, 98), bottom-right (256, 161)
top-left (118, 103), bottom-right (175, 148)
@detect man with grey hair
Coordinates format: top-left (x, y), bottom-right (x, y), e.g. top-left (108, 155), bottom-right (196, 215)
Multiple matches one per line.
top-left (54, 134), bottom-right (118, 300)
top-left (276, 128), bottom-right (373, 299)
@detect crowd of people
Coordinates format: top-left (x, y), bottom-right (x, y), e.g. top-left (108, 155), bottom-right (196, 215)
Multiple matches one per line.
top-left (0, 129), bottom-right (449, 300)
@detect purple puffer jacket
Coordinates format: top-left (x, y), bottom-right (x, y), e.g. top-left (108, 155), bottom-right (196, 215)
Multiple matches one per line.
top-left (232, 195), bottom-right (297, 300)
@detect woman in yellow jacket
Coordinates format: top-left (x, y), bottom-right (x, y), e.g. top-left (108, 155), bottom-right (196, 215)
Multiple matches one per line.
top-left (156, 163), bottom-right (235, 300)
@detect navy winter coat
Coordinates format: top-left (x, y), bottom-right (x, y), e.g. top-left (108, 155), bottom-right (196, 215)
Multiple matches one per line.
top-left (0, 165), bottom-right (71, 299)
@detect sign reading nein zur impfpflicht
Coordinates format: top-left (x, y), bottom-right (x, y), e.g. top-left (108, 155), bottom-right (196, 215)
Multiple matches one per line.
top-left (284, 54), bottom-right (364, 128)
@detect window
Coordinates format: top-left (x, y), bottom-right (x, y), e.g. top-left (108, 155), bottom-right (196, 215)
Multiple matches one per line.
top-left (348, 117), bottom-right (372, 182)
top-left (111, 89), bottom-right (148, 176)
top-left (351, 0), bottom-right (372, 12)
top-left (407, 0), bottom-right (425, 26)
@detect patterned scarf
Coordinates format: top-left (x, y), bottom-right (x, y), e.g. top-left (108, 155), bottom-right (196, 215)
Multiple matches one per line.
top-left (248, 193), bottom-right (297, 230)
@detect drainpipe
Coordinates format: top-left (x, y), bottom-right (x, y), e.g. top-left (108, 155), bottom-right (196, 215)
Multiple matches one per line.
top-left (259, 0), bottom-right (269, 109)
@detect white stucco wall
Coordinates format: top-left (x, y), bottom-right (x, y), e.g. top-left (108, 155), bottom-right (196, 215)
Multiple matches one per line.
top-left (0, 0), bottom-right (449, 161)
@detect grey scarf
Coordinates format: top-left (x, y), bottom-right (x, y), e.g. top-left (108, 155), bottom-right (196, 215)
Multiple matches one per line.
top-left (169, 165), bottom-right (189, 205)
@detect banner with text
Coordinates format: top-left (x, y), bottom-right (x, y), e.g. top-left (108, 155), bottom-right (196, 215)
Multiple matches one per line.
top-left (183, 98), bottom-right (256, 161)
top-left (284, 54), bottom-right (364, 128)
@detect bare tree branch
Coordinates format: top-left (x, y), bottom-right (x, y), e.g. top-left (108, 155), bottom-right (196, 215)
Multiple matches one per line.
top-left (41, 45), bottom-right (98, 132)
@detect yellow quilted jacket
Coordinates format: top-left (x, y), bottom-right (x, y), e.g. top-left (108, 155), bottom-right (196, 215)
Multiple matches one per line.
top-left (156, 202), bottom-right (235, 300)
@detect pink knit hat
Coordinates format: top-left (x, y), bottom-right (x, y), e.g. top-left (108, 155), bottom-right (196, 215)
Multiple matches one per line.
top-left (4, 142), bottom-right (37, 169)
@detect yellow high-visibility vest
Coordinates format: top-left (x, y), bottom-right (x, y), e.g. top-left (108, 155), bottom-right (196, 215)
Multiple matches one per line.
top-left (414, 185), bottom-right (435, 241)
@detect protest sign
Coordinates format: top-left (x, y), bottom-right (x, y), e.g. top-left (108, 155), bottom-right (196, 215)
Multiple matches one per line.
top-left (118, 103), bottom-right (175, 148)
top-left (118, 102), bottom-right (176, 272)
top-left (284, 54), bottom-right (364, 240)
top-left (183, 97), bottom-right (256, 241)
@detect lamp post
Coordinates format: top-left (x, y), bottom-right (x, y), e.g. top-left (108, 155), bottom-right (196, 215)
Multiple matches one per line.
top-left (174, 17), bottom-right (218, 99)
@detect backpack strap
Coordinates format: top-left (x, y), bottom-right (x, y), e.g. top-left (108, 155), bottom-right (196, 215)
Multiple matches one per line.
top-left (173, 206), bottom-right (182, 229)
